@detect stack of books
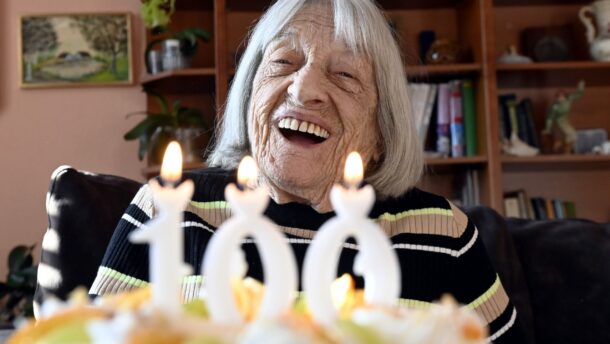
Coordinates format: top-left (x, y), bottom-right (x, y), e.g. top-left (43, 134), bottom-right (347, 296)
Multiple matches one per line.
top-left (503, 189), bottom-right (576, 220)
top-left (408, 79), bottom-right (478, 158)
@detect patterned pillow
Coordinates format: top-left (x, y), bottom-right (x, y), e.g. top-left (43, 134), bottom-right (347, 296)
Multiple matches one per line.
top-left (35, 166), bottom-right (141, 310)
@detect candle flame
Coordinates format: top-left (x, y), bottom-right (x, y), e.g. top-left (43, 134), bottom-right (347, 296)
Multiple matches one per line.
top-left (237, 156), bottom-right (258, 189)
top-left (331, 273), bottom-right (355, 310)
top-left (344, 152), bottom-right (363, 189)
top-left (160, 141), bottom-right (183, 184)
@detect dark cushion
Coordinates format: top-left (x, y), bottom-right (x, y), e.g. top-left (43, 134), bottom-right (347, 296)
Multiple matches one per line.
top-left (507, 217), bottom-right (610, 344)
top-left (465, 206), bottom-right (536, 344)
top-left (35, 166), bottom-right (141, 304)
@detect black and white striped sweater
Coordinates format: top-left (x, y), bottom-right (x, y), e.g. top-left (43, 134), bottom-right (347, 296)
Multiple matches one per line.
top-left (90, 168), bottom-right (524, 343)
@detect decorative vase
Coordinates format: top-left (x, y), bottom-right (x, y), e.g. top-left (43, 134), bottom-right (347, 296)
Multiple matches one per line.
top-left (580, 0), bottom-right (610, 61)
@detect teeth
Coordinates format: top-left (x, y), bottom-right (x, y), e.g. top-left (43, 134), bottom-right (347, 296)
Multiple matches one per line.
top-left (298, 121), bottom-right (308, 132)
top-left (290, 119), bottom-right (299, 130)
top-left (277, 118), bottom-right (329, 140)
top-left (307, 123), bottom-right (315, 134)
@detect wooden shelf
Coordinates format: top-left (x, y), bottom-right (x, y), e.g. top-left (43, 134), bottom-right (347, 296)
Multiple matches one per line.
top-left (224, 0), bottom-right (467, 11)
top-left (494, 0), bottom-right (590, 6)
top-left (425, 156), bottom-right (487, 166)
top-left (496, 61), bottom-right (610, 72)
top-left (406, 63), bottom-right (482, 76)
top-left (501, 155), bottom-right (610, 171)
top-left (141, 68), bottom-right (216, 94)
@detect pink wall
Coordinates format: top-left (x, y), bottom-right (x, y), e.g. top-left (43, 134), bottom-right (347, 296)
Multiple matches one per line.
top-left (0, 0), bottom-right (148, 276)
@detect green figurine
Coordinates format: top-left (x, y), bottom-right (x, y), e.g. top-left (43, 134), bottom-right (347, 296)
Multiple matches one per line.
top-left (543, 80), bottom-right (585, 153)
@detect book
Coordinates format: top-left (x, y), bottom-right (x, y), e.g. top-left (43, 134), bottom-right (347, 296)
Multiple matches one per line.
top-left (504, 196), bottom-right (520, 218)
top-left (436, 83), bottom-right (451, 157)
top-left (506, 100), bottom-right (520, 138)
top-left (530, 197), bottom-right (548, 220)
top-left (462, 79), bottom-right (478, 156)
top-left (519, 98), bottom-right (539, 148)
top-left (504, 189), bottom-right (532, 219)
top-left (449, 80), bottom-right (464, 157)
top-left (515, 101), bottom-right (530, 144)
top-left (498, 94), bottom-right (517, 139)
top-left (564, 201), bottom-right (576, 218)
top-left (545, 198), bottom-right (556, 219)
top-left (419, 84), bottom-right (438, 145)
top-left (553, 199), bottom-right (565, 219)
top-left (408, 83), bottom-right (430, 136)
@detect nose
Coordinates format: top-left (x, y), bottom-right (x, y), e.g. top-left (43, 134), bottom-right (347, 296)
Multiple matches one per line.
top-left (287, 65), bottom-right (329, 107)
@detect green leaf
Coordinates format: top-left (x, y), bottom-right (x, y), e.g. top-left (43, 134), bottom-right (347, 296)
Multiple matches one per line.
top-left (124, 115), bottom-right (172, 141)
top-left (189, 27), bottom-right (211, 42)
top-left (150, 92), bottom-right (170, 115)
top-left (7, 272), bottom-right (25, 288)
top-left (177, 108), bottom-right (206, 128)
top-left (171, 100), bottom-right (183, 117)
top-left (8, 245), bottom-right (33, 272)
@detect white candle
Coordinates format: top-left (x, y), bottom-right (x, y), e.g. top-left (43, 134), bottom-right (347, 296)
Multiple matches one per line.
top-left (201, 156), bottom-right (298, 324)
top-left (303, 152), bottom-right (401, 326)
top-left (129, 141), bottom-right (194, 314)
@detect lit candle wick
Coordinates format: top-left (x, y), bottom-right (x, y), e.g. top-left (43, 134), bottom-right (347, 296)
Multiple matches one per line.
top-left (237, 156), bottom-right (258, 190)
top-left (160, 141), bottom-right (183, 187)
top-left (344, 152), bottom-right (363, 190)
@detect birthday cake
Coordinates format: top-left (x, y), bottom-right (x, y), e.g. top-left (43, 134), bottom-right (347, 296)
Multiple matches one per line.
top-left (8, 276), bottom-right (487, 344)
top-left (10, 154), bottom-right (488, 343)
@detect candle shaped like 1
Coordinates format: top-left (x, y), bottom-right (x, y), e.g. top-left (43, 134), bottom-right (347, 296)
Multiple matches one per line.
top-left (303, 152), bottom-right (401, 326)
top-left (129, 141), bottom-right (194, 314)
top-left (201, 156), bottom-right (298, 324)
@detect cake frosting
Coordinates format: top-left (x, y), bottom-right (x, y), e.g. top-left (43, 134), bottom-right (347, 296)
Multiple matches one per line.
top-left (9, 276), bottom-right (487, 344)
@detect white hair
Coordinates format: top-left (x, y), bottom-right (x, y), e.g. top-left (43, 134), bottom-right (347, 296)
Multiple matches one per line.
top-left (207, 0), bottom-right (423, 198)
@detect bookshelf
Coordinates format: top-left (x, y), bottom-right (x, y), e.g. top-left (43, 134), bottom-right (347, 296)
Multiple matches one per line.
top-left (141, 0), bottom-right (610, 222)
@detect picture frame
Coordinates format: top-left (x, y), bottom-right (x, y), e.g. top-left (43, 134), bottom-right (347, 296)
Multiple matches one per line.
top-left (19, 13), bottom-right (133, 88)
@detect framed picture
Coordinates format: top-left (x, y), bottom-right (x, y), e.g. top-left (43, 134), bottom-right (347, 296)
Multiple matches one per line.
top-left (19, 13), bottom-right (133, 88)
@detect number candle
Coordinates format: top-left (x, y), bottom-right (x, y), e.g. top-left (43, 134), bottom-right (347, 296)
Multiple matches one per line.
top-left (303, 152), bottom-right (401, 326)
top-left (129, 141), bottom-right (194, 314)
top-left (201, 156), bottom-right (298, 324)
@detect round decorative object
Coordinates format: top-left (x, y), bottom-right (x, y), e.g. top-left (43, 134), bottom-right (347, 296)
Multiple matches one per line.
top-left (425, 39), bottom-right (464, 64)
top-left (533, 35), bottom-right (569, 62)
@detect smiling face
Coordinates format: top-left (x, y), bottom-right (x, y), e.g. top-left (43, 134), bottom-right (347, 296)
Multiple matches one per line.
top-left (247, 3), bottom-right (380, 212)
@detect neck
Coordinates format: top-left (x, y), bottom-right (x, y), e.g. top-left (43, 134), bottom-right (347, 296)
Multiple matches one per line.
top-left (260, 176), bottom-right (334, 213)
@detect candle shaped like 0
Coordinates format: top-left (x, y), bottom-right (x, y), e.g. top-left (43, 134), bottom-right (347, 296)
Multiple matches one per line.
top-left (201, 156), bottom-right (298, 324)
top-left (129, 141), bottom-right (194, 314)
top-left (302, 152), bottom-right (401, 326)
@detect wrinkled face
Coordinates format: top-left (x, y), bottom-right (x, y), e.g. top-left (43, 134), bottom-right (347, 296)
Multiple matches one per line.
top-left (248, 3), bottom-right (380, 211)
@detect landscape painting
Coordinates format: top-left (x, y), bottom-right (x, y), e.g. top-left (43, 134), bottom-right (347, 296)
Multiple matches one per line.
top-left (19, 13), bottom-right (132, 88)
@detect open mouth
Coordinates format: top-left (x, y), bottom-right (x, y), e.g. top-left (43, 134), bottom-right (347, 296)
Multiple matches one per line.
top-left (278, 118), bottom-right (329, 145)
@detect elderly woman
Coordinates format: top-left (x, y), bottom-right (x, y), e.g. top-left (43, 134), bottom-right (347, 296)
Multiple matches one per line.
top-left (91, 0), bottom-right (523, 342)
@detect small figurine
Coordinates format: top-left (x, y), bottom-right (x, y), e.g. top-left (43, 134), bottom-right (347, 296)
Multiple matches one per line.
top-left (497, 45), bottom-right (533, 64)
top-left (542, 80), bottom-right (585, 154)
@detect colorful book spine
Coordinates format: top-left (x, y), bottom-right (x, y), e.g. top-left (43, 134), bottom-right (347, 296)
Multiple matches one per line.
top-left (462, 80), bottom-right (477, 156)
top-left (553, 199), bottom-right (565, 219)
top-left (420, 84), bottom-right (438, 145)
top-left (564, 201), bottom-right (576, 218)
top-left (449, 80), bottom-right (464, 157)
top-left (436, 83), bottom-right (451, 157)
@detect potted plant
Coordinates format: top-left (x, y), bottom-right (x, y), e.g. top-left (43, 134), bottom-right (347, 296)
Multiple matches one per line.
top-left (0, 245), bottom-right (37, 328)
top-left (124, 93), bottom-right (213, 166)
top-left (141, 0), bottom-right (211, 73)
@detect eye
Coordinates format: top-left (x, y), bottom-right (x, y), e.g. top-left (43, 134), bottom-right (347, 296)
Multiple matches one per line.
top-left (272, 59), bottom-right (292, 65)
top-left (336, 71), bottom-right (355, 79)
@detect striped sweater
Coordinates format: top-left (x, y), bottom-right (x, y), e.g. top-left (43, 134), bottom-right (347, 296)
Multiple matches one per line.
top-left (90, 168), bottom-right (523, 343)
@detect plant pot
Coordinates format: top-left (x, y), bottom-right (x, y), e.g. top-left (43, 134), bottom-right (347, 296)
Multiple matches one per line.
top-left (147, 127), bottom-right (211, 167)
